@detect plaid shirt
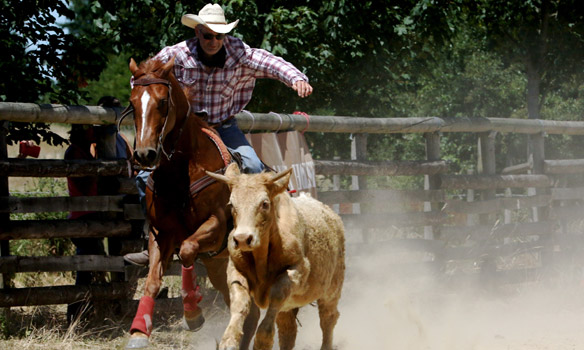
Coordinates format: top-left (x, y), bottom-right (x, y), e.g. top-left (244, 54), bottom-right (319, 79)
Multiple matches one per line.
top-left (153, 36), bottom-right (309, 124)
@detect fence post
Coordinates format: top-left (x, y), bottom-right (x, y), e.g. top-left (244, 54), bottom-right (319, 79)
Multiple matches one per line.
top-left (478, 131), bottom-right (498, 286)
top-left (351, 133), bottom-right (368, 241)
top-left (332, 156), bottom-right (340, 214)
top-left (0, 121), bottom-right (11, 291)
top-left (479, 131), bottom-right (497, 219)
top-left (529, 132), bottom-right (548, 221)
top-left (466, 167), bottom-right (478, 226)
top-left (424, 132), bottom-right (441, 240)
top-left (529, 132), bottom-right (553, 277)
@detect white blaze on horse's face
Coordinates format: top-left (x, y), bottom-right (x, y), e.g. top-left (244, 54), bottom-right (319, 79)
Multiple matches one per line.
top-left (140, 90), bottom-right (151, 142)
top-left (132, 86), bottom-right (165, 168)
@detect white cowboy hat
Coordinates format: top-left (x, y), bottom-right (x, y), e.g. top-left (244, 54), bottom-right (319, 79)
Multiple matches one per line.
top-left (181, 3), bottom-right (239, 34)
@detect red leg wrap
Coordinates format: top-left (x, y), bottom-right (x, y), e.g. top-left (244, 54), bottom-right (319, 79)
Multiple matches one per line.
top-left (130, 296), bottom-right (155, 336)
top-left (182, 265), bottom-right (202, 312)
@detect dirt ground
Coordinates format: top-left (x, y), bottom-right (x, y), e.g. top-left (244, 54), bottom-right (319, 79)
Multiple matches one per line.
top-left (154, 255), bottom-right (584, 350)
top-left (3, 249), bottom-right (584, 350)
top-left (323, 255), bottom-right (584, 350)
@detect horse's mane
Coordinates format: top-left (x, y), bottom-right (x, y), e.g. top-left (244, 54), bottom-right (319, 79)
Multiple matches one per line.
top-left (134, 58), bottom-right (167, 79)
top-left (135, 58), bottom-right (210, 130)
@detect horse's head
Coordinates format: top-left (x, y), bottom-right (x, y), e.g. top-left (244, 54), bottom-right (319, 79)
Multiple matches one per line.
top-left (129, 57), bottom-right (178, 168)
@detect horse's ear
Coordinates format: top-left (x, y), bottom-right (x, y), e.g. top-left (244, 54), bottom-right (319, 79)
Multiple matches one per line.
top-left (161, 56), bottom-right (176, 77)
top-left (269, 168), bottom-right (293, 194)
top-left (129, 58), bottom-right (139, 75)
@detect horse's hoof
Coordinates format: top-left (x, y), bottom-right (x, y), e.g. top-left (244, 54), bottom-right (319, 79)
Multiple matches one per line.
top-left (125, 335), bottom-right (149, 349)
top-left (182, 313), bottom-right (205, 332)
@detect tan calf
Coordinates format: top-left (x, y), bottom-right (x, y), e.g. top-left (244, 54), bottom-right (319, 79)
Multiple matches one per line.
top-left (207, 163), bottom-right (345, 350)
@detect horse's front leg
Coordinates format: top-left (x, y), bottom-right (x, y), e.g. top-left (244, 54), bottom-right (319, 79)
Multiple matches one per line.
top-left (179, 213), bottom-right (226, 331)
top-left (126, 227), bottom-right (173, 349)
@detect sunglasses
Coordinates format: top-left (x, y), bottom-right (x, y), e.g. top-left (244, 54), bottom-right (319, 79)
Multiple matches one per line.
top-left (201, 31), bottom-right (225, 41)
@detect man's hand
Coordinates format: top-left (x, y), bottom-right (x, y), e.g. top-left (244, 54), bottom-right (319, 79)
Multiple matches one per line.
top-left (292, 81), bottom-right (313, 98)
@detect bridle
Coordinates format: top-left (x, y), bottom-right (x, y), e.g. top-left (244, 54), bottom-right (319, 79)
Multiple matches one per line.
top-left (118, 76), bottom-right (191, 169)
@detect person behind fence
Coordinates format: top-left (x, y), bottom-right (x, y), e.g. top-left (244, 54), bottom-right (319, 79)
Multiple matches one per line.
top-left (95, 96), bottom-right (137, 277)
top-left (123, 3), bottom-right (313, 266)
top-left (66, 96), bottom-right (134, 322)
top-left (96, 96), bottom-right (133, 161)
top-left (64, 123), bottom-right (104, 323)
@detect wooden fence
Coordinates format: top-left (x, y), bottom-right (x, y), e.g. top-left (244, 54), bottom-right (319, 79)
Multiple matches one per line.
top-left (1, 102), bottom-right (584, 307)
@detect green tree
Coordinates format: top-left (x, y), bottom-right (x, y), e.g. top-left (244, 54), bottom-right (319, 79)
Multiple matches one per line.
top-left (81, 53), bottom-right (132, 105)
top-left (1, 0), bottom-right (107, 145)
top-left (466, 0), bottom-right (584, 121)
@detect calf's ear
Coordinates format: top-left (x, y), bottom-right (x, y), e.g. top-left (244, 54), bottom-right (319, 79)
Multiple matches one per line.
top-left (206, 162), bottom-right (240, 185)
top-left (224, 162), bottom-right (241, 177)
top-left (269, 168), bottom-right (293, 194)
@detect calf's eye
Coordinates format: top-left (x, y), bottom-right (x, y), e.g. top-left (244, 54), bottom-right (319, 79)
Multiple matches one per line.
top-left (261, 200), bottom-right (270, 211)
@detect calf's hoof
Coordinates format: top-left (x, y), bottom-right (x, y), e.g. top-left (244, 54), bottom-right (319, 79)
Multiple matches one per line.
top-left (182, 307), bottom-right (205, 332)
top-left (125, 333), bottom-right (149, 349)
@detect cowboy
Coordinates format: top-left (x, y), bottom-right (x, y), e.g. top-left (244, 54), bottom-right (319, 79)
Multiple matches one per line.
top-left (124, 3), bottom-right (313, 265)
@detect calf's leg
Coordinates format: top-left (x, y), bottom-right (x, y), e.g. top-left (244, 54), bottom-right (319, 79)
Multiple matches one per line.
top-left (276, 308), bottom-right (299, 350)
top-left (220, 263), bottom-right (252, 350)
top-left (205, 257), bottom-right (259, 350)
top-left (317, 298), bottom-right (340, 350)
top-left (253, 272), bottom-right (295, 350)
top-left (240, 302), bottom-right (260, 350)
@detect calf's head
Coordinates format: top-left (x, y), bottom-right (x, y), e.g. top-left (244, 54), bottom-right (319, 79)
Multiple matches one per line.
top-left (207, 163), bottom-right (292, 252)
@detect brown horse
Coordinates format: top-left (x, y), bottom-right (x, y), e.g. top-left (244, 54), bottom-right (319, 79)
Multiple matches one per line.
top-left (125, 57), bottom-right (259, 349)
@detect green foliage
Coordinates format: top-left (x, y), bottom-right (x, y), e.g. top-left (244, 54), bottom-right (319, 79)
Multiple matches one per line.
top-left (467, 0), bottom-right (584, 119)
top-left (81, 53), bottom-right (132, 105)
top-left (1, 0), bottom-right (82, 145)
top-left (1, 0), bottom-right (77, 104)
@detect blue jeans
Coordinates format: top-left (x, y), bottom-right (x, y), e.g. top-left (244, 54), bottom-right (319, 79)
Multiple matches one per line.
top-left (135, 119), bottom-right (263, 212)
top-left (217, 119), bottom-right (264, 174)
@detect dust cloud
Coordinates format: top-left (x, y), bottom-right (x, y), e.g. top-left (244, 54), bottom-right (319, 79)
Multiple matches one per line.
top-left (291, 241), bottom-right (584, 350)
top-left (186, 235), bottom-right (584, 349)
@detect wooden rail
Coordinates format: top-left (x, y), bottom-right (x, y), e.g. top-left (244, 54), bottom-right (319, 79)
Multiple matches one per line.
top-left (4, 102), bottom-right (584, 134)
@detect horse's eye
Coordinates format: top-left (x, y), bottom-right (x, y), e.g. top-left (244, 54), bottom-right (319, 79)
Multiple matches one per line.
top-left (261, 200), bottom-right (270, 211)
top-left (159, 99), bottom-right (167, 109)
